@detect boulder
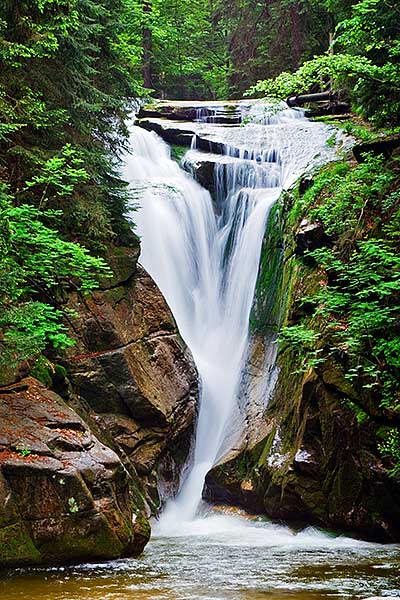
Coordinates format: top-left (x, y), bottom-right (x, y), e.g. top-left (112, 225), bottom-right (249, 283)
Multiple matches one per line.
top-left (137, 119), bottom-right (227, 154)
top-left (138, 103), bottom-right (197, 121)
top-left (62, 244), bottom-right (198, 512)
top-left (138, 119), bottom-right (195, 147)
top-left (353, 135), bottom-right (400, 163)
top-left (295, 219), bottom-right (331, 256)
top-left (0, 378), bottom-right (150, 567)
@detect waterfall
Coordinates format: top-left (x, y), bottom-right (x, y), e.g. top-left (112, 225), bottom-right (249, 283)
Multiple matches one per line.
top-left (123, 104), bottom-right (336, 532)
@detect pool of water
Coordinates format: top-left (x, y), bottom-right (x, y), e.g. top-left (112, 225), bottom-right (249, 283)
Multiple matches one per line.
top-left (1, 512), bottom-right (399, 600)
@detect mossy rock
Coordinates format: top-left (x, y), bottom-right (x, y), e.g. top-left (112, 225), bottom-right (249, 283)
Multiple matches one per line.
top-left (171, 145), bottom-right (187, 163)
top-left (0, 523), bottom-right (41, 565)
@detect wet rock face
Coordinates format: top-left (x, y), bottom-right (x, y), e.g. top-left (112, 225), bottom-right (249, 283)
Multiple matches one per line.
top-left (295, 219), bottom-right (331, 257)
top-left (207, 333), bottom-right (400, 542)
top-left (0, 378), bottom-right (149, 567)
top-left (63, 244), bottom-right (198, 513)
top-left (206, 370), bottom-right (400, 542)
top-left (206, 193), bottom-right (400, 543)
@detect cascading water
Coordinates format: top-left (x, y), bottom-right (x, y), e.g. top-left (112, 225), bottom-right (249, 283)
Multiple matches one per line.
top-left (195, 105), bottom-right (242, 124)
top-left (4, 103), bottom-right (399, 600)
top-left (123, 102), bottom-right (339, 532)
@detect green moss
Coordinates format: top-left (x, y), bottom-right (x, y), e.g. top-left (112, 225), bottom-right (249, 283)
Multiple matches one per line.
top-left (31, 356), bottom-right (54, 387)
top-left (38, 516), bottom-right (125, 561)
top-left (0, 523), bottom-right (41, 565)
top-left (170, 145), bottom-right (187, 163)
top-left (133, 512), bottom-right (151, 546)
top-left (54, 364), bottom-right (67, 379)
top-left (129, 475), bottom-right (151, 514)
top-left (234, 453), bottom-right (251, 480)
top-left (251, 201), bottom-right (285, 335)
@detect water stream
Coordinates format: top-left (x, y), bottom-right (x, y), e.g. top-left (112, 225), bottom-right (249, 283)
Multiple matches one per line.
top-left (123, 102), bottom-right (336, 530)
top-left (2, 517), bottom-right (400, 599)
top-left (2, 102), bottom-right (399, 599)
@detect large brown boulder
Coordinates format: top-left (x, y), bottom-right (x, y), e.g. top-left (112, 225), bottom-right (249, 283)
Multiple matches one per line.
top-left (0, 378), bottom-right (150, 567)
top-left (62, 244), bottom-right (198, 513)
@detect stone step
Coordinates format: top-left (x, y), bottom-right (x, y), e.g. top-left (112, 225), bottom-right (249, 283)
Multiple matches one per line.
top-left (138, 101), bottom-right (242, 124)
top-left (136, 119), bottom-right (281, 163)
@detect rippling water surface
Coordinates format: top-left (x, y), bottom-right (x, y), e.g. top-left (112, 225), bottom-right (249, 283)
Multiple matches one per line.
top-left (2, 512), bottom-right (400, 600)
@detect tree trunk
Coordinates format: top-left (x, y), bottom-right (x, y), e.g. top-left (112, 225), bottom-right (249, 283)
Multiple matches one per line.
top-left (290, 4), bottom-right (302, 69)
top-left (142, 0), bottom-right (153, 89)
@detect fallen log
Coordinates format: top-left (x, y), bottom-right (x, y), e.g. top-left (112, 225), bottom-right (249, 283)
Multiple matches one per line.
top-left (287, 91), bottom-right (336, 106)
top-left (287, 91), bottom-right (350, 115)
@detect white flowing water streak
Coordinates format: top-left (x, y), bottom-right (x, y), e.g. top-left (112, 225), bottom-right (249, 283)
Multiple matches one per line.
top-left (123, 103), bottom-right (336, 533)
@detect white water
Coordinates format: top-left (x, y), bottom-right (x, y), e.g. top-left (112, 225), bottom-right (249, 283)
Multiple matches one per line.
top-left (123, 104), bottom-right (337, 535)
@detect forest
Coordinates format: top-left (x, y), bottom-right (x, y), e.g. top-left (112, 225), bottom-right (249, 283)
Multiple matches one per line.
top-left (1, 0), bottom-right (399, 376)
top-left (0, 0), bottom-right (400, 594)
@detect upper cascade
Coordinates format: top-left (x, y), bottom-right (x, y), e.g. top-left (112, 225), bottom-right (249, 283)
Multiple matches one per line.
top-left (123, 100), bottom-right (340, 534)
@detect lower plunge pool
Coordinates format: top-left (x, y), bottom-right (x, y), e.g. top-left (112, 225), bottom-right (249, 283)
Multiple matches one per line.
top-left (1, 510), bottom-right (400, 600)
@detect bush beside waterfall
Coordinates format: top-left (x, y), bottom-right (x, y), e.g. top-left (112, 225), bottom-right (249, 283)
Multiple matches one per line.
top-left (278, 151), bottom-right (400, 476)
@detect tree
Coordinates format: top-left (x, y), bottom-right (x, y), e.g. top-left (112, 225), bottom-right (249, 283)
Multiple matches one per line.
top-left (246, 0), bottom-right (400, 126)
top-left (0, 0), bottom-right (142, 370)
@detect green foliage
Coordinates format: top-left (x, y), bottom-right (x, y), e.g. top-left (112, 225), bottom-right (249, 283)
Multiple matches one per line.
top-left (279, 323), bottom-right (320, 348)
top-left (16, 448), bottom-right (32, 458)
top-left (0, 0), bottom-right (143, 372)
top-left (282, 153), bottom-right (400, 473)
top-left (278, 324), bottom-right (324, 372)
top-left (246, 53), bottom-right (374, 99)
top-left (140, 0), bottom-right (230, 99)
top-left (345, 400), bottom-right (369, 425)
top-left (246, 0), bottom-right (400, 126)
top-left (0, 0), bottom-right (143, 245)
top-left (308, 155), bottom-right (394, 236)
top-left (0, 177), bottom-right (111, 369)
top-left (22, 145), bottom-right (89, 207)
top-left (68, 497), bottom-right (80, 513)
top-left (138, 0), bottom-right (331, 98)
top-left (378, 427), bottom-right (400, 478)
top-left (216, 0), bottom-right (330, 97)
top-left (332, 120), bottom-right (382, 143)
top-left (309, 240), bottom-right (400, 392)
top-left (1, 303), bottom-right (74, 363)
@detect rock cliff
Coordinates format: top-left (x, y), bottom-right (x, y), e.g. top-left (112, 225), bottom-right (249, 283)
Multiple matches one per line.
top-left (206, 173), bottom-right (400, 542)
top-left (0, 237), bottom-right (198, 566)
top-left (0, 377), bottom-right (149, 566)
top-left (62, 240), bottom-right (198, 513)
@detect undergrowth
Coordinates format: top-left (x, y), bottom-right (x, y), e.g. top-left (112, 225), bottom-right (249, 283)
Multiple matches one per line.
top-left (280, 151), bottom-right (400, 474)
